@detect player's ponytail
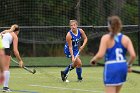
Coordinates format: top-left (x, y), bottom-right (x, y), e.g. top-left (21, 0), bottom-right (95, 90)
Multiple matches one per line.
top-left (107, 16), bottom-right (122, 37)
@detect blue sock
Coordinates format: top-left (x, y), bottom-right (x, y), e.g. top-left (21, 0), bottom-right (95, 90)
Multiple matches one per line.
top-left (64, 63), bottom-right (73, 75)
top-left (76, 67), bottom-right (82, 79)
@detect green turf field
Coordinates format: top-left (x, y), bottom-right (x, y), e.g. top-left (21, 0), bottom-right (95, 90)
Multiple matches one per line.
top-left (10, 56), bottom-right (138, 67)
top-left (1, 66), bottom-right (140, 93)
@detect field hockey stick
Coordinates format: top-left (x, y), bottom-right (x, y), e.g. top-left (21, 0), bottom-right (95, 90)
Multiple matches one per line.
top-left (131, 70), bottom-right (140, 74)
top-left (65, 51), bottom-right (80, 79)
top-left (11, 57), bottom-right (36, 74)
top-left (91, 61), bottom-right (140, 74)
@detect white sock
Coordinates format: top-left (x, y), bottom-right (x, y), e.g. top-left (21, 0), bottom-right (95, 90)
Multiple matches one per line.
top-left (3, 71), bottom-right (10, 87)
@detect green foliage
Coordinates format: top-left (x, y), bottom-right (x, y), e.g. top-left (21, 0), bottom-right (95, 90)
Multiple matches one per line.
top-left (121, 2), bottom-right (138, 25)
top-left (0, 0), bottom-right (138, 26)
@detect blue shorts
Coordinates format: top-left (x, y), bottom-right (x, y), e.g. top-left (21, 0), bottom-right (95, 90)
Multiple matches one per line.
top-left (64, 47), bottom-right (79, 58)
top-left (104, 62), bottom-right (127, 86)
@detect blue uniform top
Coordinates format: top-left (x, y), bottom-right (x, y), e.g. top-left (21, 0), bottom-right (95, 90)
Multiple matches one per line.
top-left (65, 28), bottom-right (81, 51)
top-left (105, 33), bottom-right (127, 63)
top-left (104, 33), bottom-right (128, 86)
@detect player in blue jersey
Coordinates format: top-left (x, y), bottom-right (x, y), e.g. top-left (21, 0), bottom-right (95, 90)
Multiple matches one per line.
top-left (90, 16), bottom-right (136, 93)
top-left (61, 20), bottom-right (87, 82)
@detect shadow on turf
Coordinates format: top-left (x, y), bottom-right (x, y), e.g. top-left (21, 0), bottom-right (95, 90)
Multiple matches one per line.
top-left (36, 68), bottom-right (82, 84)
top-left (127, 77), bottom-right (137, 86)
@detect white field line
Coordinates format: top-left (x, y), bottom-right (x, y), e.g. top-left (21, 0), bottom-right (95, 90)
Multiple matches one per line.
top-left (30, 84), bottom-right (104, 93)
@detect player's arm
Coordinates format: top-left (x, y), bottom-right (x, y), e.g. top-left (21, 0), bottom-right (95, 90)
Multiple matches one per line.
top-left (66, 32), bottom-right (75, 62)
top-left (90, 35), bottom-right (107, 65)
top-left (12, 33), bottom-right (23, 67)
top-left (79, 29), bottom-right (88, 52)
top-left (125, 36), bottom-right (136, 66)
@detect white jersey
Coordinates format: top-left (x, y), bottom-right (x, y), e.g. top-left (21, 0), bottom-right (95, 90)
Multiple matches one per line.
top-left (2, 33), bottom-right (13, 48)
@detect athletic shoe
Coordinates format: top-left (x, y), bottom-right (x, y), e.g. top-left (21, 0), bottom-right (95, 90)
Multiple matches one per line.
top-left (77, 77), bottom-right (83, 82)
top-left (2, 87), bottom-right (12, 92)
top-left (61, 71), bottom-right (67, 81)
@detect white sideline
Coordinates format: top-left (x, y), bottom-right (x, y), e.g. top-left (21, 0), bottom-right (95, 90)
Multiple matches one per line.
top-left (30, 85), bottom-right (104, 93)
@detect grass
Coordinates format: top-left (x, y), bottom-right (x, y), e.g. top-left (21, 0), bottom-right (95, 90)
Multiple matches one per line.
top-left (10, 56), bottom-right (139, 67)
top-left (10, 56), bottom-right (93, 67)
top-left (0, 66), bottom-right (140, 93)
top-left (4, 57), bottom-right (140, 93)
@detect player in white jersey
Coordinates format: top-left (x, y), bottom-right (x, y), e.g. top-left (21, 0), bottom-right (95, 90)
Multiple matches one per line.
top-left (0, 35), bottom-right (5, 85)
top-left (2, 24), bottom-right (24, 92)
top-left (90, 16), bottom-right (136, 93)
top-left (0, 26), bottom-right (17, 85)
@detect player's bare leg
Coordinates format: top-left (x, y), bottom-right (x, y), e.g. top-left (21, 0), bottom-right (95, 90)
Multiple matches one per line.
top-left (2, 55), bottom-right (12, 92)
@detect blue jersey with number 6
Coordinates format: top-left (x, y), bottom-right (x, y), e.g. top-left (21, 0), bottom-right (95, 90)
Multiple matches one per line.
top-left (104, 33), bottom-right (128, 86)
top-left (105, 33), bottom-right (127, 62)
top-left (64, 29), bottom-right (81, 58)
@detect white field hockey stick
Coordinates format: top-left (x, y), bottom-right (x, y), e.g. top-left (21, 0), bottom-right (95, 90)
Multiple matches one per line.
top-left (11, 57), bottom-right (36, 74)
top-left (65, 51), bottom-right (80, 79)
